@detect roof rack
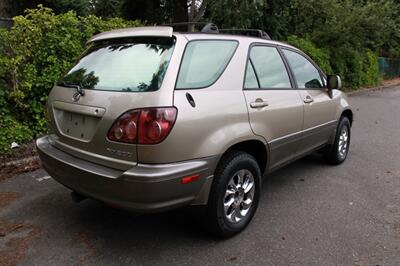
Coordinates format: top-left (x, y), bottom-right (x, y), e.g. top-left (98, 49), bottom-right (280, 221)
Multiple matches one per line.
top-left (162, 22), bottom-right (218, 33)
top-left (162, 22), bottom-right (271, 40)
top-left (219, 29), bottom-right (271, 40)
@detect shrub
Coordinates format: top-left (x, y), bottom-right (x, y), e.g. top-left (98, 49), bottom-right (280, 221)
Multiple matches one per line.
top-left (330, 48), bottom-right (380, 89)
top-left (287, 36), bottom-right (332, 74)
top-left (287, 36), bottom-right (380, 89)
top-left (0, 85), bottom-right (33, 153)
top-left (0, 5), bottom-right (142, 152)
top-left (361, 50), bottom-right (380, 86)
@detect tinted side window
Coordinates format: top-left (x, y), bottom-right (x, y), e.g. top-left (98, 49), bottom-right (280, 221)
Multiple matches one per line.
top-left (249, 46), bottom-right (291, 89)
top-left (283, 49), bottom-right (323, 89)
top-left (176, 40), bottom-right (238, 89)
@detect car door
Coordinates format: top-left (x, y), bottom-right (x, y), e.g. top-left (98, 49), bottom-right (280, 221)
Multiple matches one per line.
top-left (282, 48), bottom-right (337, 155)
top-left (243, 44), bottom-right (304, 170)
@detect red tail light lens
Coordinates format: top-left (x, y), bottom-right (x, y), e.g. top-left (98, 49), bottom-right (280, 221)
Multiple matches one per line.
top-left (137, 108), bottom-right (177, 144)
top-left (107, 110), bottom-right (140, 143)
top-left (107, 107), bottom-right (177, 144)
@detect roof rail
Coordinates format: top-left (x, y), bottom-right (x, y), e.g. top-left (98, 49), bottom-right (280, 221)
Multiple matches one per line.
top-left (219, 29), bottom-right (271, 40)
top-left (162, 22), bottom-right (218, 33)
top-left (162, 22), bottom-right (271, 40)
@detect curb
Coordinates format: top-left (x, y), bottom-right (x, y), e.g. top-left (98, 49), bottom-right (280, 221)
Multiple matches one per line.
top-left (1, 156), bottom-right (39, 167)
top-left (346, 82), bottom-right (400, 96)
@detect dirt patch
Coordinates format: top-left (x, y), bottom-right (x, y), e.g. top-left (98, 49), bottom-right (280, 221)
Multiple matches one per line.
top-left (74, 230), bottom-right (96, 265)
top-left (0, 192), bottom-right (22, 210)
top-left (0, 220), bottom-right (41, 266)
top-left (382, 77), bottom-right (400, 87)
top-left (0, 192), bottom-right (40, 266)
top-left (0, 142), bottom-right (41, 182)
top-left (0, 159), bottom-right (41, 182)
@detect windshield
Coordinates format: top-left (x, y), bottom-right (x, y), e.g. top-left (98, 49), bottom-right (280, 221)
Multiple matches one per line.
top-left (58, 37), bottom-right (175, 92)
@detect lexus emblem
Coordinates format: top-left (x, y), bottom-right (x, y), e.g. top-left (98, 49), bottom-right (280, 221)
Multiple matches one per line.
top-left (72, 85), bottom-right (85, 102)
top-left (72, 91), bottom-right (81, 102)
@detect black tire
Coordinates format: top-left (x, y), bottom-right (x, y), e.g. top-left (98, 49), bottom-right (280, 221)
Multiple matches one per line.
top-left (205, 151), bottom-right (261, 238)
top-left (324, 117), bottom-right (351, 165)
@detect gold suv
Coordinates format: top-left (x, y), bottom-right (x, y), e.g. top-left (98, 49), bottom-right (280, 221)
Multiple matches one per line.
top-left (37, 24), bottom-right (353, 237)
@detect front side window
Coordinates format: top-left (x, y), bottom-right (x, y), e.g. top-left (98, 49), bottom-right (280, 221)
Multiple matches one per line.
top-left (283, 49), bottom-right (323, 89)
top-left (176, 40), bottom-right (238, 89)
top-left (247, 46), bottom-right (292, 89)
top-left (58, 37), bottom-right (175, 92)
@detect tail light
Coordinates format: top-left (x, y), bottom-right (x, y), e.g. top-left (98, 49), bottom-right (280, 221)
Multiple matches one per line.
top-left (107, 107), bottom-right (177, 144)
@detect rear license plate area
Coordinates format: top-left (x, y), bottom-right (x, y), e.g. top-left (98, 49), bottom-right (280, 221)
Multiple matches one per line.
top-left (54, 110), bottom-right (100, 141)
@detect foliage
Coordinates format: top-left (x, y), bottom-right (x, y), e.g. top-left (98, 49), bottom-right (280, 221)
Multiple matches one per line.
top-left (207, 0), bottom-right (389, 88)
top-left (207, 0), bottom-right (266, 29)
top-left (286, 36), bottom-right (332, 74)
top-left (0, 83), bottom-right (33, 153)
top-left (287, 0), bottom-right (400, 53)
top-left (46, 0), bottom-right (92, 16)
top-left (330, 48), bottom-right (380, 89)
top-left (0, 5), bottom-right (142, 152)
top-left (91, 0), bottom-right (122, 18)
top-left (287, 36), bottom-right (380, 89)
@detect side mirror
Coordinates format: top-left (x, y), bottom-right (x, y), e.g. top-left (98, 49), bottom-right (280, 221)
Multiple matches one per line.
top-left (327, 75), bottom-right (342, 90)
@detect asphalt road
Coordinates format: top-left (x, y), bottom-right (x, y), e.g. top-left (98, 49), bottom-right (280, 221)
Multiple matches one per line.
top-left (1, 86), bottom-right (400, 266)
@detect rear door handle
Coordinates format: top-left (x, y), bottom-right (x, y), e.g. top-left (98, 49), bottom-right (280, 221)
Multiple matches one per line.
top-left (303, 95), bottom-right (314, 104)
top-left (250, 99), bottom-right (269, 108)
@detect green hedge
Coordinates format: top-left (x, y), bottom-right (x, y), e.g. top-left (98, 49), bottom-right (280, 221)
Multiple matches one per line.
top-left (0, 6), bottom-right (142, 152)
top-left (287, 36), bottom-right (333, 74)
top-left (287, 36), bottom-right (380, 89)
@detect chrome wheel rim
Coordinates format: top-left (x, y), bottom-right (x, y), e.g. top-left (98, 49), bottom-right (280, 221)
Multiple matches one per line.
top-left (223, 169), bottom-right (255, 224)
top-left (338, 127), bottom-right (349, 158)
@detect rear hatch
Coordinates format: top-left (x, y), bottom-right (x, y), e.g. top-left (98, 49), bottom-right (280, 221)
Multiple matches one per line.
top-left (47, 31), bottom-right (176, 170)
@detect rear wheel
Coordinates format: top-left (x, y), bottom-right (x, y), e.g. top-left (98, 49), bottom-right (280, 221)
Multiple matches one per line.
top-left (205, 151), bottom-right (261, 238)
top-left (324, 117), bottom-right (351, 164)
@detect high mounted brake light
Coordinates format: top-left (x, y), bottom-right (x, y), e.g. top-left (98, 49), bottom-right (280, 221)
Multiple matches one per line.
top-left (107, 107), bottom-right (177, 144)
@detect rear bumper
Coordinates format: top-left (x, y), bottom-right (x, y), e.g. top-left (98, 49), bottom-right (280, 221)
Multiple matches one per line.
top-left (36, 136), bottom-right (217, 213)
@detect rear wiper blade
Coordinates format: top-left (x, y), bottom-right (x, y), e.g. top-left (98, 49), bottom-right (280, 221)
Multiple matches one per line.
top-left (58, 82), bottom-right (85, 96)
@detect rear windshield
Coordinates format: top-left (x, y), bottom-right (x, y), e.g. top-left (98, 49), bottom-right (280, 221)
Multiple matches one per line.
top-left (58, 37), bottom-right (175, 92)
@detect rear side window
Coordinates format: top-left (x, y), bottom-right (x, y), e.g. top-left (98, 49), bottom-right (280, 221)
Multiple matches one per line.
top-left (283, 49), bottom-right (323, 89)
top-left (58, 37), bottom-right (175, 92)
top-left (244, 62), bottom-right (259, 89)
top-left (176, 40), bottom-right (238, 89)
top-left (247, 46), bottom-right (292, 89)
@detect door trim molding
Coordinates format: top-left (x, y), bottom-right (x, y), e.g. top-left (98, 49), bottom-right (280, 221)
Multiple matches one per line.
top-left (268, 120), bottom-right (338, 149)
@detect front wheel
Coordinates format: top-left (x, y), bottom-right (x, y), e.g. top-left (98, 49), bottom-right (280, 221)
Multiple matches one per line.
top-left (324, 117), bottom-right (351, 165)
top-left (205, 151), bottom-right (261, 238)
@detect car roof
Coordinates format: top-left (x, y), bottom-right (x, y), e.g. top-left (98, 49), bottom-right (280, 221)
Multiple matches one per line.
top-left (88, 26), bottom-right (173, 43)
top-left (87, 26), bottom-right (299, 51)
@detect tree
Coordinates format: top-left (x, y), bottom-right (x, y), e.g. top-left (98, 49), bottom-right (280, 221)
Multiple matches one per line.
top-left (46, 0), bottom-right (91, 16)
top-left (92, 0), bottom-right (122, 18)
top-left (0, 0), bottom-right (42, 17)
top-left (188, 0), bottom-right (208, 22)
top-left (207, 0), bottom-right (266, 29)
top-left (119, 0), bottom-right (189, 23)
